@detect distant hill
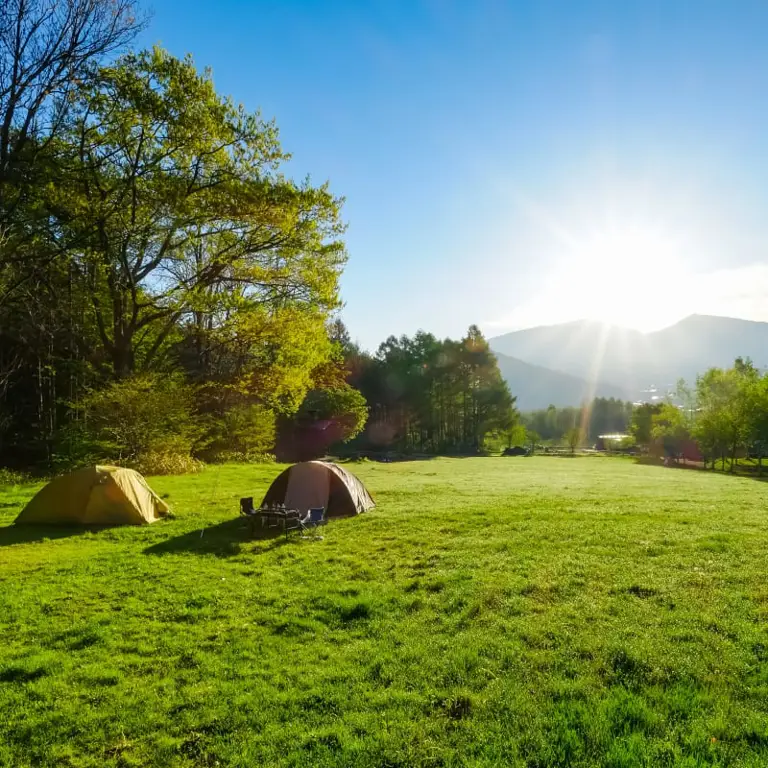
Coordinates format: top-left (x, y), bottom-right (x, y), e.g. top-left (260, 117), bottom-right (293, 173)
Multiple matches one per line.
top-left (489, 315), bottom-right (768, 401)
top-left (494, 352), bottom-right (630, 410)
top-left (647, 315), bottom-right (768, 382)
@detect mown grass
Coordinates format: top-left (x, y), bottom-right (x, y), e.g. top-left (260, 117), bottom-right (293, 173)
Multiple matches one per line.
top-left (2, 457), bottom-right (768, 767)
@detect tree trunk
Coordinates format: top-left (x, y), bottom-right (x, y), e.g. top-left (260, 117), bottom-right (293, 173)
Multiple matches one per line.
top-left (112, 339), bottom-right (135, 379)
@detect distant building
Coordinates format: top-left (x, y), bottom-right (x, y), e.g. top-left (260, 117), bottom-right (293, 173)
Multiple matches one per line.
top-left (595, 433), bottom-right (630, 451)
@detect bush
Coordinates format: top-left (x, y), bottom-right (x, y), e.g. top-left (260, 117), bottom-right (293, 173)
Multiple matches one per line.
top-left (132, 450), bottom-right (205, 476)
top-left (63, 374), bottom-right (202, 472)
top-left (297, 385), bottom-right (368, 442)
top-left (199, 404), bottom-right (276, 463)
top-left (0, 468), bottom-right (32, 486)
top-left (204, 451), bottom-right (275, 465)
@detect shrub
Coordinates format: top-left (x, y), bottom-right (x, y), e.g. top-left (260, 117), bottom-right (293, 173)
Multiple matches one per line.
top-left (204, 450), bottom-right (275, 465)
top-left (64, 374), bottom-right (202, 471)
top-left (132, 450), bottom-right (205, 476)
top-left (199, 404), bottom-right (276, 463)
top-left (0, 468), bottom-right (31, 486)
top-left (297, 384), bottom-right (368, 442)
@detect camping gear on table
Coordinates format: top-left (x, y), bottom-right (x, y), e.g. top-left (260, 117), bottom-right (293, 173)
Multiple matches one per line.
top-left (239, 497), bottom-right (302, 538)
top-left (15, 466), bottom-right (169, 526)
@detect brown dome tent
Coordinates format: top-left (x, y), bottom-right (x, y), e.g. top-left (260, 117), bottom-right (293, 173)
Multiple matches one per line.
top-left (261, 461), bottom-right (374, 517)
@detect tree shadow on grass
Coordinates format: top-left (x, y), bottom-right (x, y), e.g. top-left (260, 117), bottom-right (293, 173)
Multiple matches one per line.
top-left (143, 518), bottom-right (292, 558)
top-left (634, 457), bottom-right (768, 483)
top-left (0, 524), bottom-right (93, 547)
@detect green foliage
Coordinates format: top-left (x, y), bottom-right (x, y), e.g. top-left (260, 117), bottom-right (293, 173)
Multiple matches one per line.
top-left (133, 449), bottom-right (205, 476)
top-left (630, 403), bottom-right (662, 445)
top-left (563, 426), bottom-right (582, 453)
top-left (0, 45), bottom-right (345, 470)
top-left (623, 360), bottom-right (768, 474)
top-left (0, 0), bottom-right (141, 270)
top-left (525, 428), bottom-right (541, 453)
top-left (49, 46), bottom-right (345, 379)
top-left (0, 468), bottom-right (32, 486)
top-left (3, 458), bottom-right (768, 765)
top-left (298, 384), bottom-right (368, 443)
top-left (349, 326), bottom-right (515, 454)
top-left (504, 422), bottom-right (527, 448)
top-left (745, 375), bottom-right (768, 465)
top-left (201, 403), bottom-right (277, 463)
top-left (692, 361), bottom-right (758, 470)
top-left (604, 434), bottom-right (637, 451)
top-left (651, 402), bottom-right (691, 459)
top-left (66, 374), bottom-right (201, 470)
top-left (523, 397), bottom-right (633, 442)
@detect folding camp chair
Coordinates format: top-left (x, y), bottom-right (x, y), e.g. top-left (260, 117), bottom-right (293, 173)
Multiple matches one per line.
top-left (240, 497), bottom-right (262, 535)
top-left (282, 510), bottom-right (303, 539)
top-left (299, 507), bottom-right (327, 539)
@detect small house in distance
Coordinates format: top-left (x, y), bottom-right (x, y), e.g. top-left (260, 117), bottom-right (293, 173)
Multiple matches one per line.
top-left (595, 434), bottom-right (631, 451)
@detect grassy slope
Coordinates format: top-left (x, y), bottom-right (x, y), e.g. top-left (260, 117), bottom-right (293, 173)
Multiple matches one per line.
top-left (1, 458), bottom-right (768, 767)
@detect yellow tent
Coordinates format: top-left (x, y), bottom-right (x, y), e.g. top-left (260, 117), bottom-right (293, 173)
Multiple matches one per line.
top-left (15, 466), bottom-right (170, 526)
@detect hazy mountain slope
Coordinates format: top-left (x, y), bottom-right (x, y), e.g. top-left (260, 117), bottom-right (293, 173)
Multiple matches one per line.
top-left (490, 315), bottom-right (768, 397)
top-left (494, 352), bottom-right (630, 410)
top-left (490, 320), bottom-right (650, 393)
top-left (646, 315), bottom-right (768, 383)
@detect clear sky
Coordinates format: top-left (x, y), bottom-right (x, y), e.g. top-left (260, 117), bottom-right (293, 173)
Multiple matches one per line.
top-left (140, 0), bottom-right (768, 350)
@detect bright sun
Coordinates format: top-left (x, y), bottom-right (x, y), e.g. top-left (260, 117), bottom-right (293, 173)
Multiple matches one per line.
top-left (558, 225), bottom-right (691, 331)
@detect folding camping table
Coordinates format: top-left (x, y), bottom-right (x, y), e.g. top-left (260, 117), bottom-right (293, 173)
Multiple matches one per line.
top-left (257, 507), bottom-right (301, 538)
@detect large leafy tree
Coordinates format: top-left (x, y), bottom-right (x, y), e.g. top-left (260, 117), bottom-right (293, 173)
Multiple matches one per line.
top-left (0, 45), bottom-right (347, 468)
top-left (651, 403), bottom-right (691, 462)
top-left (459, 325), bottom-right (516, 450)
top-left (0, 0), bottom-right (143, 301)
top-left (51, 47), bottom-right (345, 383)
top-left (693, 363), bottom-right (755, 471)
top-left (564, 426), bottom-right (582, 454)
top-left (745, 375), bottom-right (768, 474)
top-left (297, 384), bottom-right (368, 443)
top-left (630, 403), bottom-right (663, 446)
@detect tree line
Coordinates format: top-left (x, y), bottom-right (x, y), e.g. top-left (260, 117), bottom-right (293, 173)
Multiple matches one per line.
top-left (632, 358), bottom-right (768, 473)
top-left (521, 398), bottom-right (634, 444)
top-left (342, 325), bottom-right (516, 455)
top-left (0, 0), bottom-right (346, 470)
top-left (0, 0), bottom-right (517, 472)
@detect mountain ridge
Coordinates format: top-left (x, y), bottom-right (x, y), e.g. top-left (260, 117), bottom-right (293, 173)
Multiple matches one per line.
top-left (489, 314), bottom-right (768, 406)
top-left (493, 352), bottom-right (630, 410)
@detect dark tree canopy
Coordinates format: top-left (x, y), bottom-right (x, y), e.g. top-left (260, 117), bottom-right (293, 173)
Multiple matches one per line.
top-left (344, 326), bottom-right (516, 454)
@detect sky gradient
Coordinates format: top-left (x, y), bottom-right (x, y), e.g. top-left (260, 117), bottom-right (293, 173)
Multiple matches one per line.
top-left (140, 1), bottom-right (768, 350)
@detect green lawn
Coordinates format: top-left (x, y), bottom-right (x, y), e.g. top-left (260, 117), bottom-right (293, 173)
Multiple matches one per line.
top-left (2, 458), bottom-right (768, 767)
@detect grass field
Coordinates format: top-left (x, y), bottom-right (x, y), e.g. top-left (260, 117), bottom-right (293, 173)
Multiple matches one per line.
top-left (2, 458), bottom-right (768, 767)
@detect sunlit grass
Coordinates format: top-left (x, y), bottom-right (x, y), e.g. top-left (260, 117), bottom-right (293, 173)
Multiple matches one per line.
top-left (2, 458), bottom-right (768, 766)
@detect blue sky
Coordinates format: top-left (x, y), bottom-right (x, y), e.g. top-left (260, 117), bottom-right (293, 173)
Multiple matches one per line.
top-left (141, 1), bottom-right (768, 350)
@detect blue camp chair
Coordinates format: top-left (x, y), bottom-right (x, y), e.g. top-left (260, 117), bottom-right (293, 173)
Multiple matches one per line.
top-left (299, 507), bottom-right (327, 538)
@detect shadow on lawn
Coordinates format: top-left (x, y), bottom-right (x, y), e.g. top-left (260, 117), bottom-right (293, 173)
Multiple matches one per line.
top-left (0, 524), bottom-right (92, 547)
top-left (143, 518), bottom-right (291, 557)
top-left (635, 457), bottom-right (768, 483)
